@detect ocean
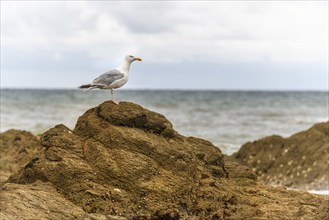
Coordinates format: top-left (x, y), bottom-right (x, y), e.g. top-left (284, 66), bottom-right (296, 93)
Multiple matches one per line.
top-left (1, 89), bottom-right (328, 155)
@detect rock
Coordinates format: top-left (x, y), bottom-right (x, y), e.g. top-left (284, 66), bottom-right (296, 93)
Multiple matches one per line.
top-left (1, 101), bottom-right (328, 219)
top-left (0, 181), bottom-right (86, 219)
top-left (0, 180), bottom-right (128, 220)
top-left (8, 101), bottom-right (228, 218)
top-left (0, 129), bottom-right (42, 182)
top-left (231, 121), bottom-right (329, 190)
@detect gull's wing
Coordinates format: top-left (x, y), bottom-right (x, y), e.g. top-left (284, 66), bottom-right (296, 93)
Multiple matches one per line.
top-left (91, 69), bottom-right (124, 87)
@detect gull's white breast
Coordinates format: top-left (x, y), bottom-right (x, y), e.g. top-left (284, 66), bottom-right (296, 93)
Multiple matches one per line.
top-left (110, 75), bottom-right (128, 89)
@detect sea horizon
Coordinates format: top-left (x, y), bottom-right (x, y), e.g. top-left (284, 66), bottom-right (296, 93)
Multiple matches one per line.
top-left (1, 87), bottom-right (328, 92)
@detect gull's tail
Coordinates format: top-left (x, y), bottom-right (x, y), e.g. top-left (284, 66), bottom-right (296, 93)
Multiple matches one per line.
top-left (78, 84), bottom-right (91, 89)
top-left (78, 84), bottom-right (94, 91)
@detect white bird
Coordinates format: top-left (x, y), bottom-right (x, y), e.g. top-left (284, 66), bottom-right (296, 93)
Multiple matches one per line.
top-left (79, 55), bottom-right (142, 103)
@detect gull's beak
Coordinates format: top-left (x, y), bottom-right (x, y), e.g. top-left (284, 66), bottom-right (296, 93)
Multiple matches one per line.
top-left (134, 57), bottom-right (142, 61)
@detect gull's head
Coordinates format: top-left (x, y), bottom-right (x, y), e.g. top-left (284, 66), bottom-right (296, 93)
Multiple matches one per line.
top-left (125, 55), bottom-right (142, 63)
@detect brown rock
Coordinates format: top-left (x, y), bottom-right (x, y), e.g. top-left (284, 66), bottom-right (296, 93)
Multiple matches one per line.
top-left (0, 129), bottom-right (42, 182)
top-left (8, 101), bottom-right (228, 218)
top-left (231, 121), bottom-right (329, 190)
top-left (1, 101), bottom-right (328, 219)
top-left (0, 181), bottom-right (86, 219)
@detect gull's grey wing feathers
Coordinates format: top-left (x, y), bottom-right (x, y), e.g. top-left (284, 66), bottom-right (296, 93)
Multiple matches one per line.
top-left (91, 69), bottom-right (124, 87)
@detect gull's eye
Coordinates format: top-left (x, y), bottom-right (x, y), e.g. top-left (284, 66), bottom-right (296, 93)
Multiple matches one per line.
top-left (129, 55), bottom-right (133, 58)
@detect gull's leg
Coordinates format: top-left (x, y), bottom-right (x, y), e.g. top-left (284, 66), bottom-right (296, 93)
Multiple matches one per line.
top-left (111, 89), bottom-right (118, 104)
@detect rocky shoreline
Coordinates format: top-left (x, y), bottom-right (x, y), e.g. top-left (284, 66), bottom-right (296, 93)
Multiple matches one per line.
top-left (0, 101), bottom-right (328, 219)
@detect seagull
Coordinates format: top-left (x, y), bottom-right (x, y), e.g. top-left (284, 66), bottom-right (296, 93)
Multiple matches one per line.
top-left (78, 55), bottom-right (142, 103)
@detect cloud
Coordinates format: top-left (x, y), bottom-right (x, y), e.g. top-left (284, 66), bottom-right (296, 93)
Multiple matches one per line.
top-left (1, 1), bottom-right (328, 90)
top-left (102, 2), bottom-right (177, 34)
top-left (1, 1), bottom-right (327, 64)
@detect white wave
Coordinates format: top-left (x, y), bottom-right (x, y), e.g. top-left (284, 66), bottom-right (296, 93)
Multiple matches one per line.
top-left (308, 189), bottom-right (329, 195)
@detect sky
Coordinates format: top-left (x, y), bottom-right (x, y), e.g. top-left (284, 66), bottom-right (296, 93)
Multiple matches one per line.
top-left (1, 1), bottom-right (328, 90)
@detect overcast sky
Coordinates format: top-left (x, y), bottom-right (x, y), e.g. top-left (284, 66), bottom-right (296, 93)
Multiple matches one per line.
top-left (1, 1), bottom-right (328, 90)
